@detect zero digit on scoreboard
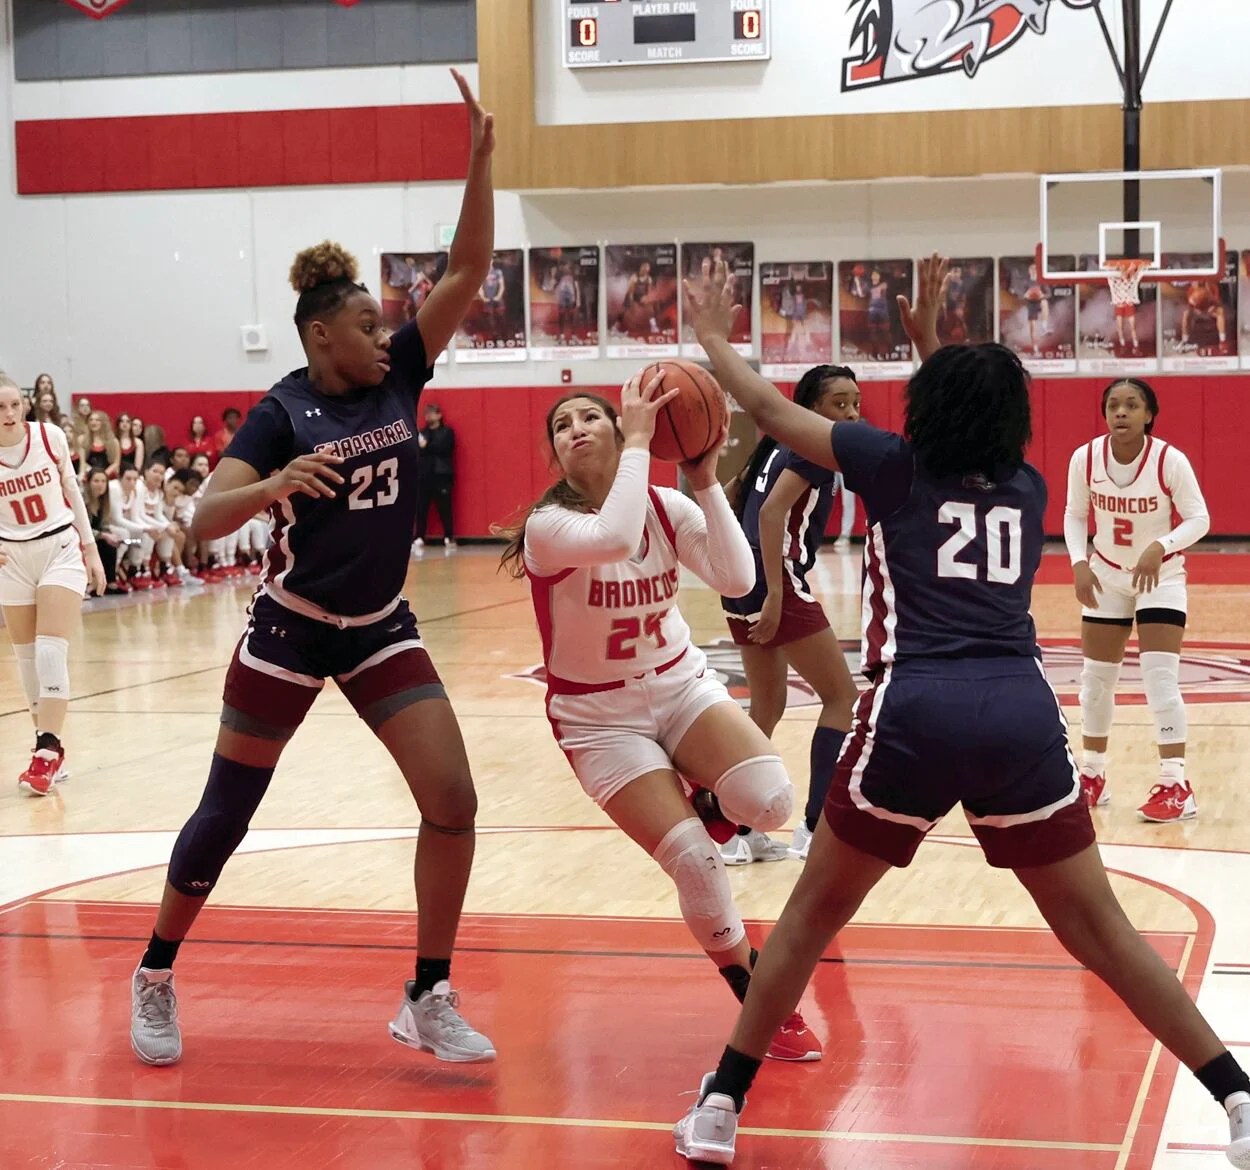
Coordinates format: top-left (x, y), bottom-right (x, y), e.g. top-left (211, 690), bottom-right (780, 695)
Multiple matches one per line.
top-left (563, 0), bottom-right (770, 69)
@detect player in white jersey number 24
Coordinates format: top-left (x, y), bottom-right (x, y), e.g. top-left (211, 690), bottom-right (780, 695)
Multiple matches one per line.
top-left (0, 376), bottom-right (106, 795)
top-left (1065, 377), bottom-right (1210, 823)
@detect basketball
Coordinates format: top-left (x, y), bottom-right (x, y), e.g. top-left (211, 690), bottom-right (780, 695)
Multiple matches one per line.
top-left (1026, 285), bottom-right (1044, 302)
top-left (641, 359), bottom-right (729, 463)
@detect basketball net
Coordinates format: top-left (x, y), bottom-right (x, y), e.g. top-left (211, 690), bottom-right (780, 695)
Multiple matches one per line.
top-left (1105, 258), bottom-right (1155, 308)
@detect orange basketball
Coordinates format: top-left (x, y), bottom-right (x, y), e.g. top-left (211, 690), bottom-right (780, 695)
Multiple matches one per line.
top-left (1025, 285), bottom-right (1044, 302)
top-left (641, 359), bottom-right (729, 463)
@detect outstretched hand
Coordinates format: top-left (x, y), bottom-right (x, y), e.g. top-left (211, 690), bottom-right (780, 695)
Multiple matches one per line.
top-left (451, 68), bottom-right (495, 158)
top-left (897, 252), bottom-right (949, 358)
top-left (683, 277), bottom-right (743, 351)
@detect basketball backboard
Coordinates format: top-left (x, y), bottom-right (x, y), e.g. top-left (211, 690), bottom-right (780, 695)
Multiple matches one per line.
top-left (1038, 168), bottom-right (1223, 282)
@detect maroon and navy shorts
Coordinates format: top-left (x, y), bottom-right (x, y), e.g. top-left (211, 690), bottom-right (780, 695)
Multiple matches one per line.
top-left (222, 591), bottom-right (446, 739)
top-left (825, 656), bottom-right (1094, 869)
top-left (722, 565), bottom-right (830, 649)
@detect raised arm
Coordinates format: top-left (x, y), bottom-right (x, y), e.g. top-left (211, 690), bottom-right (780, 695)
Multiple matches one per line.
top-left (416, 70), bottom-right (495, 360)
top-left (685, 278), bottom-right (840, 472)
top-left (896, 252), bottom-right (947, 363)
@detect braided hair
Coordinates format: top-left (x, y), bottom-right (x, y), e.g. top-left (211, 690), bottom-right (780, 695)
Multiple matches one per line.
top-left (904, 344), bottom-right (1032, 479)
top-left (289, 241), bottom-right (367, 334)
top-left (1101, 377), bottom-right (1159, 434)
top-left (731, 365), bottom-right (857, 519)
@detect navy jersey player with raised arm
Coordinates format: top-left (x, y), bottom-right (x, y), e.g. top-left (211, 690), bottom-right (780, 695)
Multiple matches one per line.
top-left (672, 256), bottom-right (1250, 1168)
top-left (128, 70), bottom-right (502, 1071)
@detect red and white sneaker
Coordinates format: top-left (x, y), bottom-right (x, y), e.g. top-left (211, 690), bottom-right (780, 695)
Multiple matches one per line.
top-left (1080, 772), bottom-right (1109, 808)
top-left (1137, 781), bottom-right (1197, 823)
top-left (765, 1011), bottom-right (822, 1062)
top-left (18, 747), bottom-right (67, 796)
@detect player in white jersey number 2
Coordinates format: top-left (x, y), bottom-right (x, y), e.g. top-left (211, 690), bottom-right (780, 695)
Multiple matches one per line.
top-left (499, 372), bottom-right (821, 1062)
top-left (1065, 378), bottom-right (1210, 823)
top-left (0, 377), bottom-right (106, 794)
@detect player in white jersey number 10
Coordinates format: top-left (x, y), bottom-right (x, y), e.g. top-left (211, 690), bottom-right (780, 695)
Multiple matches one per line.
top-left (1065, 377), bottom-right (1210, 823)
top-left (0, 376), bottom-right (106, 795)
top-left (498, 371), bottom-right (823, 1063)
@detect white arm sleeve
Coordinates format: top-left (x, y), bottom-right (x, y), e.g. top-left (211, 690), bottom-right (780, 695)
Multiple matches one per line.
top-left (1064, 445), bottom-right (1092, 565)
top-left (523, 447), bottom-right (651, 576)
top-left (662, 484), bottom-right (758, 597)
top-left (109, 482), bottom-right (147, 536)
top-left (52, 428), bottom-right (95, 549)
top-left (1158, 449), bottom-right (1210, 555)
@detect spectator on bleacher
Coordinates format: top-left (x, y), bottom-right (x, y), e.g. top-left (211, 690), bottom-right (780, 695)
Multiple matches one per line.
top-left (165, 447), bottom-right (191, 479)
top-left (186, 416), bottom-right (216, 465)
top-left (143, 424), bottom-right (169, 468)
top-left (122, 460), bottom-right (179, 589)
top-left (73, 396), bottom-right (93, 445)
top-left (33, 384), bottom-right (62, 427)
top-left (170, 469), bottom-right (203, 574)
top-left (160, 474), bottom-right (197, 585)
top-left (190, 453), bottom-right (211, 482)
top-left (83, 469), bottom-right (129, 596)
top-left (83, 411), bottom-right (121, 480)
top-left (61, 419), bottom-right (83, 477)
top-left (20, 388), bottom-right (35, 420)
top-left (213, 407), bottom-right (241, 461)
top-left (414, 402), bottom-right (457, 550)
top-left (116, 412), bottom-right (143, 474)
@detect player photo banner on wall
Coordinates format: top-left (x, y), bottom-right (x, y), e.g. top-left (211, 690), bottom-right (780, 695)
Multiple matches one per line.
top-left (1077, 254), bottom-right (1159, 375)
top-left (837, 259), bottom-right (915, 379)
top-left (529, 246), bottom-right (601, 361)
top-left (606, 244), bottom-right (679, 359)
top-left (999, 255), bottom-right (1076, 374)
top-left (936, 257), bottom-right (995, 347)
top-left (681, 243), bottom-right (755, 357)
top-left (380, 252), bottom-right (449, 366)
top-left (1160, 252), bottom-right (1239, 373)
top-left (455, 248), bottom-right (528, 363)
top-left (759, 262), bottom-right (834, 379)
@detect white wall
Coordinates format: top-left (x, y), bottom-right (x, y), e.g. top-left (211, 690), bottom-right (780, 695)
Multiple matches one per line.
top-left (2, 6), bottom-right (1248, 399)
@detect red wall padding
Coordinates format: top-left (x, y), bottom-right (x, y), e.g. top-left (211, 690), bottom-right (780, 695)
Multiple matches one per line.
top-left (15, 104), bottom-right (468, 195)
top-left (88, 374), bottom-right (1250, 539)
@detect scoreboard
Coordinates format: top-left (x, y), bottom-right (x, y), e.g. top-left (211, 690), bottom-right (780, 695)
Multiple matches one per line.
top-left (565, 1), bottom-right (770, 69)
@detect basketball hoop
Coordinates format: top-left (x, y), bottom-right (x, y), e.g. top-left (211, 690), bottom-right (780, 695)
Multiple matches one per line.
top-left (1105, 258), bottom-right (1154, 308)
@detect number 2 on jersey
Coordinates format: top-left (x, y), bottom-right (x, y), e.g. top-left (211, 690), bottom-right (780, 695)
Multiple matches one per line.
top-left (347, 457), bottom-right (399, 511)
top-left (8, 495), bottom-right (48, 527)
top-left (1113, 517), bottom-right (1133, 546)
top-left (937, 501), bottom-right (1022, 583)
top-left (606, 611), bottom-right (669, 660)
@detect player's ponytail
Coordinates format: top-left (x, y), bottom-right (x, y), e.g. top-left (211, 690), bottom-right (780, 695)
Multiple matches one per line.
top-left (290, 241), bottom-right (366, 332)
top-left (1101, 377), bottom-right (1159, 434)
top-left (730, 365), bottom-right (856, 520)
top-left (496, 393), bottom-right (620, 579)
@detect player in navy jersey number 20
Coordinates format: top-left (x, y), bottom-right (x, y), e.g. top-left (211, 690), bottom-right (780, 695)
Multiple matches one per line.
top-left (129, 71), bottom-right (499, 1068)
top-left (672, 260), bottom-right (1250, 1168)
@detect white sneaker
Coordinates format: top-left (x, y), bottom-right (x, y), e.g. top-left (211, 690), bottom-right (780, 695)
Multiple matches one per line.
top-left (388, 980), bottom-right (496, 1063)
top-left (130, 967), bottom-right (182, 1066)
top-left (412, 538), bottom-right (425, 553)
top-left (1227, 1092), bottom-right (1250, 1168)
top-left (445, 539), bottom-right (457, 550)
top-left (674, 1072), bottom-right (739, 1165)
top-left (789, 821), bottom-right (813, 860)
top-left (721, 830), bottom-right (789, 866)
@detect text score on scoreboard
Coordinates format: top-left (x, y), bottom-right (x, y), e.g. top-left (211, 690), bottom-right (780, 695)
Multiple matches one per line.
top-left (565, 1), bottom-right (770, 69)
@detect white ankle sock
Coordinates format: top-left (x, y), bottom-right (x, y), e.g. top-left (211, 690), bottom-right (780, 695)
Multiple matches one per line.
top-left (1082, 750), bottom-right (1108, 777)
top-left (1160, 758), bottom-right (1186, 786)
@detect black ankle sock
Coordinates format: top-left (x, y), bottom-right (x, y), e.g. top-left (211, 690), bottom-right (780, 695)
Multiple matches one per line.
top-left (140, 931), bottom-right (182, 971)
top-left (35, 732), bottom-right (61, 753)
top-left (414, 957), bottom-right (451, 997)
top-left (707, 1046), bottom-right (760, 1112)
top-left (718, 949), bottom-right (759, 1004)
top-left (1196, 1051), bottom-right (1250, 1106)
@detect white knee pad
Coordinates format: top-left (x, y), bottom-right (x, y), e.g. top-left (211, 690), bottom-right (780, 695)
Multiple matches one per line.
top-left (653, 818), bottom-right (745, 954)
top-left (713, 755), bottom-right (794, 832)
top-left (1079, 658), bottom-right (1121, 739)
top-left (35, 635), bottom-right (70, 702)
top-left (1140, 651), bottom-right (1186, 745)
top-left (13, 643), bottom-right (39, 712)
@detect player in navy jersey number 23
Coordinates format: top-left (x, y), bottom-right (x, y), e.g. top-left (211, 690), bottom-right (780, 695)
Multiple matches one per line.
top-left (128, 70), bottom-right (500, 1069)
top-left (672, 258), bottom-right (1250, 1168)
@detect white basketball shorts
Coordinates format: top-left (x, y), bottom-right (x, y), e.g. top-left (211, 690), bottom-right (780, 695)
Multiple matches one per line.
top-left (1082, 552), bottom-right (1187, 622)
top-left (0, 527), bottom-right (87, 606)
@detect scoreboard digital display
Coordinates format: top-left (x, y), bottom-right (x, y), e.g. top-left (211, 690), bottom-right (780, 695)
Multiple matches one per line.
top-left (565, 1), bottom-right (770, 69)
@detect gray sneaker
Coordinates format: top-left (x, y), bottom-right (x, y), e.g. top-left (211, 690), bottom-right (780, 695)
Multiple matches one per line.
top-left (388, 980), bottom-right (496, 1063)
top-left (674, 1072), bottom-right (739, 1165)
top-left (130, 967), bottom-right (182, 1066)
top-left (720, 830), bottom-right (789, 866)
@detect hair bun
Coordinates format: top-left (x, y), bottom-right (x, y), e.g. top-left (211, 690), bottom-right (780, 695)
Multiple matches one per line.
top-left (289, 241), bottom-right (360, 293)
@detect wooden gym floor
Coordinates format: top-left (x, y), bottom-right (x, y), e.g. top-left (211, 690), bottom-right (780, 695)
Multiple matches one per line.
top-left (2, 544), bottom-right (1249, 1169)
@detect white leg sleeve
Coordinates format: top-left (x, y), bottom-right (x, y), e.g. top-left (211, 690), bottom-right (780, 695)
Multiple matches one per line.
top-left (713, 756), bottom-right (794, 832)
top-left (13, 642), bottom-right (39, 715)
top-left (1140, 651), bottom-right (1187, 746)
top-left (35, 635), bottom-right (70, 702)
top-left (1079, 658), bottom-right (1120, 739)
top-left (653, 818), bottom-right (745, 953)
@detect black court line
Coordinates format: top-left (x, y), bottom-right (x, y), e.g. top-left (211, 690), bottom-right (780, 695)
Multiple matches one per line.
top-left (0, 666), bottom-right (223, 721)
top-left (0, 928), bottom-right (1180, 976)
